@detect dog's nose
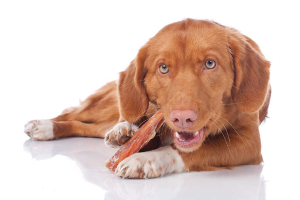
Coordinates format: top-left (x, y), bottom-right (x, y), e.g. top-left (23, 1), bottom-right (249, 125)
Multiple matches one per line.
top-left (170, 109), bottom-right (197, 129)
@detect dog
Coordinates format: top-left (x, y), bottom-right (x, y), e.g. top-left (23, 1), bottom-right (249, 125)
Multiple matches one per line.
top-left (24, 19), bottom-right (271, 179)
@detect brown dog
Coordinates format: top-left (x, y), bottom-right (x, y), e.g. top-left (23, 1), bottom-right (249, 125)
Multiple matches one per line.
top-left (24, 19), bottom-right (271, 178)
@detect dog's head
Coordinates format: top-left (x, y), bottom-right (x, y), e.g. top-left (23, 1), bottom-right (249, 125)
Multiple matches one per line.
top-left (118, 19), bottom-right (270, 152)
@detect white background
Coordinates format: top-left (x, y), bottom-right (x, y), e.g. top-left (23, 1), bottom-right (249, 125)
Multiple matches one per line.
top-left (1, 0), bottom-right (299, 200)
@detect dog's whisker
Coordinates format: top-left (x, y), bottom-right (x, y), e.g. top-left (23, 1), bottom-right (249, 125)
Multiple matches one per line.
top-left (213, 114), bottom-right (246, 144)
top-left (157, 122), bottom-right (167, 137)
top-left (210, 118), bottom-right (229, 145)
top-left (206, 136), bottom-right (217, 148)
top-left (210, 119), bottom-right (234, 159)
top-left (213, 117), bottom-right (231, 146)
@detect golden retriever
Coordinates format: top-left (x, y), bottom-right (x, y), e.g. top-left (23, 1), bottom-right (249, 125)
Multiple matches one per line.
top-left (25, 19), bottom-right (271, 178)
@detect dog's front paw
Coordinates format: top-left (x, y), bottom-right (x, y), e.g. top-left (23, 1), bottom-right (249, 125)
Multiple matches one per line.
top-left (24, 120), bottom-right (54, 141)
top-left (114, 146), bottom-right (185, 179)
top-left (104, 122), bottom-right (139, 148)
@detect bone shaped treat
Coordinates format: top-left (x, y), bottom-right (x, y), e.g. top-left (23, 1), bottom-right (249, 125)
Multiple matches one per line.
top-left (105, 110), bottom-right (164, 172)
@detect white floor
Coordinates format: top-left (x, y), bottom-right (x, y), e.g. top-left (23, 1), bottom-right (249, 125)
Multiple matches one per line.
top-left (3, 134), bottom-right (266, 200)
top-left (1, 114), bottom-right (299, 200)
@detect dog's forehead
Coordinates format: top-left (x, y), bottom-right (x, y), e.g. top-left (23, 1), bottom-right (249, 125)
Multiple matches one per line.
top-left (149, 21), bottom-right (228, 62)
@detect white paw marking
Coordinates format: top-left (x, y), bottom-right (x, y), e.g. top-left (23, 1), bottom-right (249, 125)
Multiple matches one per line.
top-left (24, 120), bottom-right (54, 141)
top-left (115, 146), bottom-right (185, 179)
top-left (105, 122), bottom-right (139, 148)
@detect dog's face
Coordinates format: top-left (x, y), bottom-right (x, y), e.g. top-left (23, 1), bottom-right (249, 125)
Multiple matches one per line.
top-left (118, 19), bottom-right (270, 152)
top-left (144, 22), bottom-right (234, 152)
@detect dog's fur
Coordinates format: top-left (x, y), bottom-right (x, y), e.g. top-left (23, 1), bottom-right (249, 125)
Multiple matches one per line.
top-left (25, 19), bottom-right (271, 178)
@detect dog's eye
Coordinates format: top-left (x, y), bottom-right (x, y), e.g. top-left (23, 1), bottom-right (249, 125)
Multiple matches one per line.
top-left (205, 60), bottom-right (216, 69)
top-left (159, 64), bottom-right (169, 74)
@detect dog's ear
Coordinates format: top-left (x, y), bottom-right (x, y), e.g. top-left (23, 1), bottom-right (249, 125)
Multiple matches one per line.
top-left (118, 45), bottom-right (149, 122)
top-left (228, 30), bottom-right (270, 113)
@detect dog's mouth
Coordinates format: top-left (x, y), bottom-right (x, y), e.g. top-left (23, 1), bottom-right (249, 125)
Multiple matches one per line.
top-left (174, 129), bottom-right (204, 148)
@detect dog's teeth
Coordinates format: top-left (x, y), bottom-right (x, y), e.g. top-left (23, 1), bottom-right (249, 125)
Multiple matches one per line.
top-left (194, 131), bottom-right (199, 136)
top-left (175, 132), bottom-right (180, 139)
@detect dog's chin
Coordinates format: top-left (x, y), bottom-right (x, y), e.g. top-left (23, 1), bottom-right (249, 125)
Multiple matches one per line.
top-left (173, 128), bottom-right (205, 152)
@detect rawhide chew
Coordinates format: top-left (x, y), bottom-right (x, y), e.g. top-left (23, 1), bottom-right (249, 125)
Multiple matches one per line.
top-left (105, 110), bottom-right (164, 172)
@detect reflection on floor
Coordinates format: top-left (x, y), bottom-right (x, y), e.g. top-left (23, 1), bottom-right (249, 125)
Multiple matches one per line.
top-left (23, 137), bottom-right (265, 200)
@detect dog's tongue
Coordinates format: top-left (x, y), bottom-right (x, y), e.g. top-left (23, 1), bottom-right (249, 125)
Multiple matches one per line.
top-left (178, 132), bottom-right (195, 141)
top-left (174, 129), bottom-right (204, 147)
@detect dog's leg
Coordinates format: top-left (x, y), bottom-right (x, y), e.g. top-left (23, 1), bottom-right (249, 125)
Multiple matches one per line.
top-left (24, 81), bottom-right (120, 140)
top-left (114, 146), bottom-right (185, 178)
top-left (24, 120), bottom-right (114, 140)
top-left (104, 121), bottom-right (139, 148)
top-left (24, 120), bottom-right (55, 140)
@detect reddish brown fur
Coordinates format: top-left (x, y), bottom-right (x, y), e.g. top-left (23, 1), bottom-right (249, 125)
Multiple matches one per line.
top-left (27, 19), bottom-right (271, 172)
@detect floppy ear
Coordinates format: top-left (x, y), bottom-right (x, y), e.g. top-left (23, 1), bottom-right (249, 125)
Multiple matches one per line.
top-left (228, 30), bottom-right (270, 113)
top-left (118, 45), bottom-right (149, 122)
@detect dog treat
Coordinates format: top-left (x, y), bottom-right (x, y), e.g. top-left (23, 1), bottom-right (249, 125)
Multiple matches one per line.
top-left (105, 110), bottom-right (164, 172)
